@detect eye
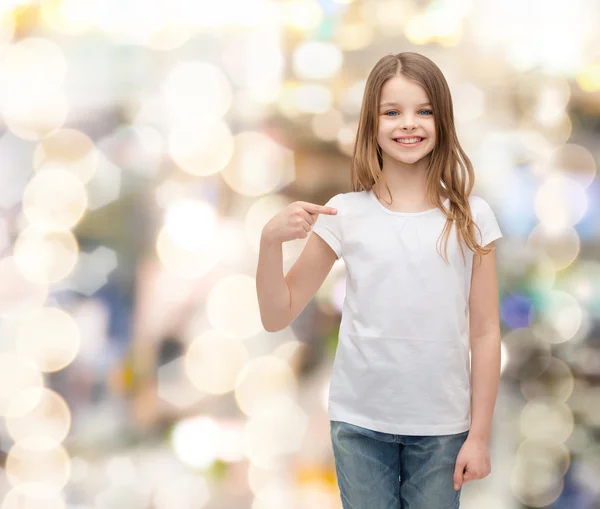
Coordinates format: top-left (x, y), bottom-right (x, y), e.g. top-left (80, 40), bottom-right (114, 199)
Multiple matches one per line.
top-left (385, 111), bottom-right (398, 116)
top-left (419, 109), bottom-right (433, 116)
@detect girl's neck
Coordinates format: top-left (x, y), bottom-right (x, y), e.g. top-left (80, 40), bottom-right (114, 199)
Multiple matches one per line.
top-left (374, 167), bottom-right (428, 204)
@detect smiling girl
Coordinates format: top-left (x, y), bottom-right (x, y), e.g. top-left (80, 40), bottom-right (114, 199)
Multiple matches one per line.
top-left (257, 51), bottom-right (503, 509)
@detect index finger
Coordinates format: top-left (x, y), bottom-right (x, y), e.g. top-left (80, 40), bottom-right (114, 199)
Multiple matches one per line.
top-left (305, 203), bottom-right (338, 215)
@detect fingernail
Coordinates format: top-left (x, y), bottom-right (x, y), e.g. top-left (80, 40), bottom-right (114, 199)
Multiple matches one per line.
top-left (454, 483), bottom-right (459, 490)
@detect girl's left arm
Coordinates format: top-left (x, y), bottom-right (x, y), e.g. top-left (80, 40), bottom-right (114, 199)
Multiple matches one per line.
top-left (468, 242), bottom-right (502, 445)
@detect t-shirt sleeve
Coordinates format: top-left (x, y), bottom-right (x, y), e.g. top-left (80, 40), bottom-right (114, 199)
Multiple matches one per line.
top-left (311, 193), bottom-right (344, 259)
top-left (472, 196), bottom-right (503, 247)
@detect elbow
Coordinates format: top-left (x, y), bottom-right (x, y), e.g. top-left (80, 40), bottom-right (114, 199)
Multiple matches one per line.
top-left (260, 310), bottom-right (281, 332)
top-left (259, 312), bottom-right (288, 333)
top-left (261, 319), bottom-right (285, 334)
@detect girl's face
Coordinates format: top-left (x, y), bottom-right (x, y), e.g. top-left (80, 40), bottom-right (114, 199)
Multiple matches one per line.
top-left (376, 74), bottom-right (436, 165)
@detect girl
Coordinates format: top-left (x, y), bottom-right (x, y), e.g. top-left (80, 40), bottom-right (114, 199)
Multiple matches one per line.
top-left (256, 52), bottom-right (502, 508)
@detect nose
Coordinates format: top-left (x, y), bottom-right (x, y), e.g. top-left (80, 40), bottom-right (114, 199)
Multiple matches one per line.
top-left (402, 117), bottom-right (418, 130)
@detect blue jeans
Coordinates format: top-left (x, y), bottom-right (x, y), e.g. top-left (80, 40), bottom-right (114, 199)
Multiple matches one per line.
top-left (330, 420), bottom-right (469, 509)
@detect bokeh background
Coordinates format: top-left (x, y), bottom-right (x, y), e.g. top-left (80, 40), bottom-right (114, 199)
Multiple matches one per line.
top-left (0, 0), bottom-right (599, 507)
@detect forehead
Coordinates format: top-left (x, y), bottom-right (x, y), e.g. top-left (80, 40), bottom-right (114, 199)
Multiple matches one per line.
top-left (379, 75), bottom-right (429, 104)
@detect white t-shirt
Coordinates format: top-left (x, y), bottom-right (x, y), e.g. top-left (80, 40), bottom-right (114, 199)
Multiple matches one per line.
top-left (311, 189), bottom-right (503, 435)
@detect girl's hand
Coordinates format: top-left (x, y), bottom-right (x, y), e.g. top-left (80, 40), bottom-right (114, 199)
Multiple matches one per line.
top-left (453, 438), bottom-right (491, 490)
top-left (262, 201), bottom-right (337, 244)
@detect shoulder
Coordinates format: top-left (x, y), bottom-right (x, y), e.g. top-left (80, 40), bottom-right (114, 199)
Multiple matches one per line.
top-left (468, 195), bottom-right (495, 218)
top-left (324, 190), bottom-right (370, 212)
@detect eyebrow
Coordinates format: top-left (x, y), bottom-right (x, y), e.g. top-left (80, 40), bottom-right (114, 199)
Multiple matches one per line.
top-left (379, 101), bottom-right (431, 108)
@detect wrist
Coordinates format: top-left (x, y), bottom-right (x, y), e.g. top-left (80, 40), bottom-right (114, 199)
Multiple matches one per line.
top-left (261, 226), bottom-right (281, 247)
top-left (466, 431), bottom-right (489, 446)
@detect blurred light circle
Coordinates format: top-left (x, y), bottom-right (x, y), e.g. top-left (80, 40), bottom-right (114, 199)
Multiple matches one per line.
top-left (0, 257), bottom-right (48, 318)
top-left (230, 90), bottom-right (266, 124)
top-left (206, 274), bottom-right (263, 340)
top-left (22, 169), bottom-right (87, 231)
top-left (520, 398), bottom-right (573, 443)
top-left (528, 252), bottom-right (556, 292)
top-left (1, 488), bottom-right (67, 509)
top-left (40, 0), bottom-right (95, 36)
top-left (562, 260), bottom-right (600, 310)
top-left (404, 15), bottom-right (432, 45)
top-left (243, 396), bottom-right (308, 468)
top-left (0, 10), bottom-right (15, 45)
top-left (6, 388), bottom-right (71, 443)
top-left (171, 415), bottom-right (220, 469)
top-left (0, 37), bottom-right (67, 99)
top-left (235, 356), bottom-right (297, 417)
top-left (536, 290), bottom-right (583, 344)
top-left (184, 329), bottom-right (249, 394)
top-left (33, 128), bottom-right (99, 184)
top-left (333, 22), bottom-right (374, 51)
top-left (527, 225), bottom-right (580, 271)
top-left (221, 131), bottom-right (295, 197)
top-left (292, 41), bottom-right (342, 80)
top-left (282, 0), bottom-right (323, 30)
top-left (0, 39), bottom-right (68, 140)
top-left (292, 84), bottom-right (332, 114)
top-left (162, 61), bottom-right (232, 123)
top-left (3, 91), bottom-right (69, 141)
top-left (519, 357), bottom-right (574, 402)
top-left (311, 109), bottom-right (344, 141)
top-left (15, 307), bottom-right (80, 372)
top-left (164, 199), bottom-right (217, 251)
top-left (141, 22), bottom-right (192, 52)
top-left (577, 63), bottom-right (600, 92)
top-left (510, 453), bottom-right (565, 507)
top-left (155, 227), bottom-right (220, 279)
top-left (168, 119), bottom-right (234, 176)
top-left (534, 174), bottom-right (587, 228)
top-left (0, 353), bottom-right (44, 417)
top-left (5, 438), bottom-right (71, 498)
top-left (276, 83), bottom-right (302, 119)
top-left (516, 439), bottom-right (570, 477)
top-left (549, 143), bottom-right (596, 188)
top-left (534, 86), bottom-right (569, 127)
top-left (13, 228), bottom-right (79, 284)
top-left (520, 111), bottom-right (572, 146)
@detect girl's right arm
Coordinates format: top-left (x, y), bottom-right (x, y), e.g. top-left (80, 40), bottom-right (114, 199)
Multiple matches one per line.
top-left (256, 201), bottom-right (338, 332)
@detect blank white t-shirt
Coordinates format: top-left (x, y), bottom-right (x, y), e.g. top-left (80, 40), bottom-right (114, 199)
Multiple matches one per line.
top-left (311, 189), bottom-right (503, 435)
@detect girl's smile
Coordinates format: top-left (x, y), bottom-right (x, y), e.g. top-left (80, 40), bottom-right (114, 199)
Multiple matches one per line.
top-left (393, 136), bottom-right (426, 147)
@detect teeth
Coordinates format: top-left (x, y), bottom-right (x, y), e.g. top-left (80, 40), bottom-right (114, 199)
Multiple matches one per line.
top-left (395, 137), bottom-right (422, 144)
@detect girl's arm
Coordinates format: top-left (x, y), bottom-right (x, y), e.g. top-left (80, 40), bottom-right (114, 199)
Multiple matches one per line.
top-left (256, 228), bottom-right (337, 333)
top-left (467, 242), bottom-right (502, 445)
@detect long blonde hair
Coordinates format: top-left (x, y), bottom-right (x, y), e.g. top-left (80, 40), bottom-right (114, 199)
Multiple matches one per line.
top-left (351, 52), bottom-right (491, 263)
